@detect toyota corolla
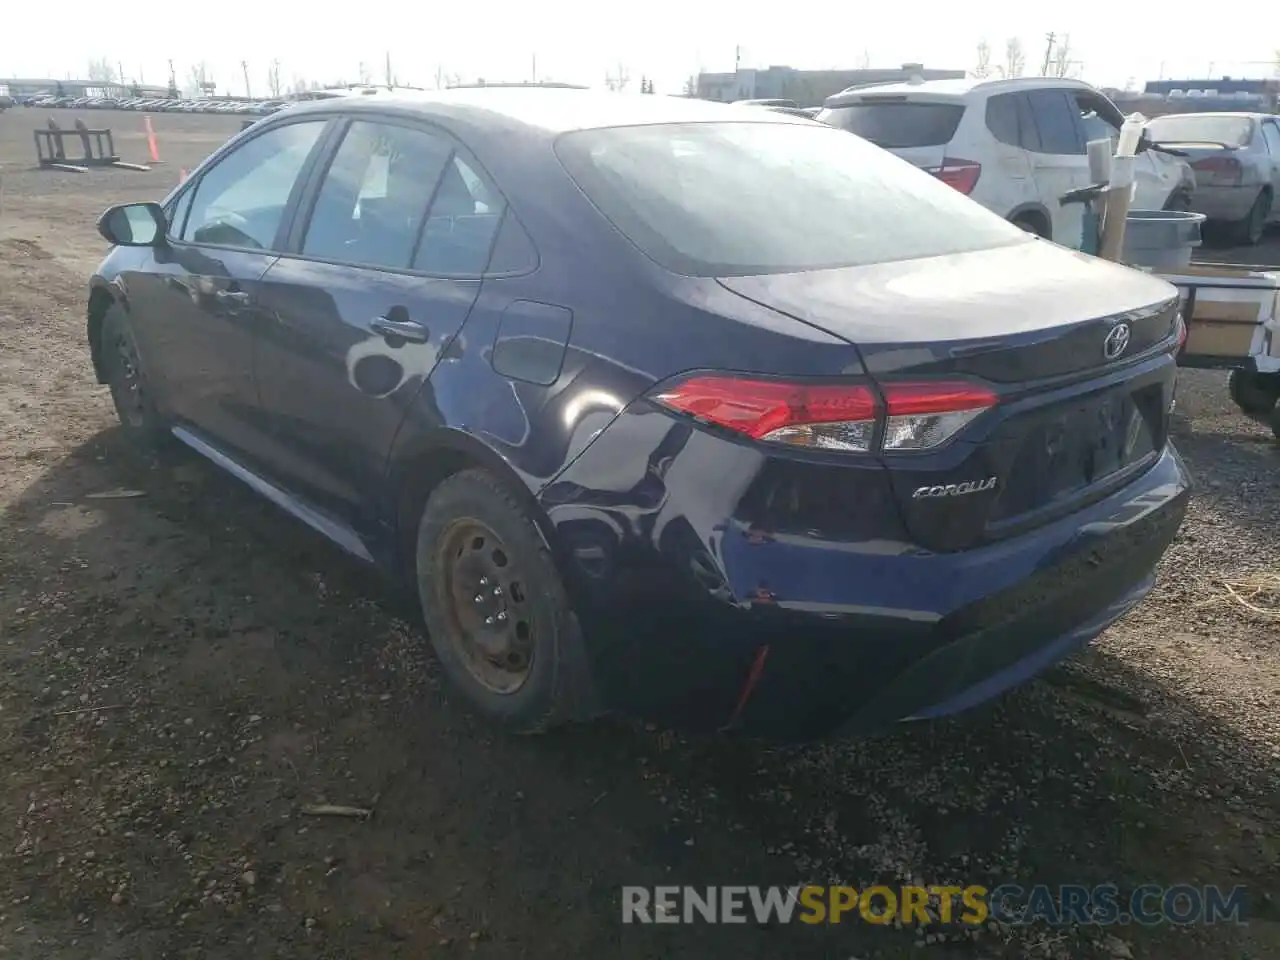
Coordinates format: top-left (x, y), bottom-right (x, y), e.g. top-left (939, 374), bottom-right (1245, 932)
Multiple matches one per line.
top-left (86, 89), bottom-right (1191, 739)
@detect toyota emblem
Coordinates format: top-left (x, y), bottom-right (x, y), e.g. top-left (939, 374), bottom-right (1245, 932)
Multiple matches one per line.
top-left (1103, 322), bottom-right (1131, 360)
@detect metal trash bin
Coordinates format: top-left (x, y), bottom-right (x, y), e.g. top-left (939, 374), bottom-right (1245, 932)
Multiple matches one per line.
top-left (1121, 210), bottom-right (1207, 271)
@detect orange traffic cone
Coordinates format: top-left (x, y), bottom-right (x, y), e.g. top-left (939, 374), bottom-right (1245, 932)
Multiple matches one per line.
top-left (143, 116), bottom-right (163, 164)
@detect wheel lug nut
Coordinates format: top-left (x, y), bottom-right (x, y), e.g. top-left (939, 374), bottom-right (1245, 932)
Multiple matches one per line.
top-left (479, 576), bottom-right (489, 586)
top-left (496, 611), bottom-right (507, 622)
top-left (492, 587), bottom-right (502, 597)
top-left (484, 616), bottom-right (495, 625)
top-left (474, 593), bottom-right (484, 604)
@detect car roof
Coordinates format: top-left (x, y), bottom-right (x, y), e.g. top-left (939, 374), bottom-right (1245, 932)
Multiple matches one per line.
top-left (282, 87), bottom-right (803, 135)
top-left (824, 75), bottom-right (1100, 106)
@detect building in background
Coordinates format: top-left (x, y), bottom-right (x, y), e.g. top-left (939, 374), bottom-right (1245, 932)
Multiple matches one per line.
top-left (1108, 77), bottom-right (1280, 117)
top-left (696, 63), bottom-right (966, 107)
top-left (0, 78), bottom-right (172, 99)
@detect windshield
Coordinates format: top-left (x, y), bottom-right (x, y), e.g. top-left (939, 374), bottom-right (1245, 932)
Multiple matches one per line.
top-left (1146, 115), bottom-right (1254, 147)
top-left (555, 121), bottom-right (1026, 277)
top-left (816, 101), bottom-right (965, 148)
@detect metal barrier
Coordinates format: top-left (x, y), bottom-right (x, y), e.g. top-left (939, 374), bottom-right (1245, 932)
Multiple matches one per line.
top-left (33, 119), bottom-right (149, 172)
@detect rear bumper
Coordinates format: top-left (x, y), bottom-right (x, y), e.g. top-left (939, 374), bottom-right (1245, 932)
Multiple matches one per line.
top-left (1191, 184), bottom-right (1260, 222)
top-left (542, 410), bottom-right (1191, 739)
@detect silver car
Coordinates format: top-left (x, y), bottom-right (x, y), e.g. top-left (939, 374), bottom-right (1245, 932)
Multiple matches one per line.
top-left (1145, 112), bottom-right (1280, 245)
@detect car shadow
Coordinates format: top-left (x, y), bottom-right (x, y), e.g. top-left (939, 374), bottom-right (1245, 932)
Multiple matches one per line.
top-left (1, 426), bottom-right (1276, 959)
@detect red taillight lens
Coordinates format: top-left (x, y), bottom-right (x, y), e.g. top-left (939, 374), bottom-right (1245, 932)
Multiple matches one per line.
top-left (881, 381), bottom-right (998, 450)
top-left (929, 158), bottom-right (981, 195)
top-left (649, 375), bottom-right (878, 452)
top-left (1175, 312), bottom-right (1188, 351)
top-left (649, 375), bottom-right (997, 453)
top-left (1192, 155), bottom-right (1242, 183)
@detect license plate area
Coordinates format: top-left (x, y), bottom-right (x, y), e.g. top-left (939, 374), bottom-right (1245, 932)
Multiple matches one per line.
top-left (991, 386), bottom-right (1161, 521)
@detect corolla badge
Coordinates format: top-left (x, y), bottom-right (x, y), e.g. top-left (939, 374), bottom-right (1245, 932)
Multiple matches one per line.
top-left (912, 477), bottom-right (998, 499)
top-left (1103, 322), bottom-right (1131, 361)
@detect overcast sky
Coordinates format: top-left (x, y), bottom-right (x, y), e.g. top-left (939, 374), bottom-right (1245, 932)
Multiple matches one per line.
top-left (1, 0), bottom-right (1275, 95)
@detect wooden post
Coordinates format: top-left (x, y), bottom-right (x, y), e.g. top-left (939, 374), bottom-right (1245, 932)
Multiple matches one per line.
top-left (1098, 157), bottom-right (1135, 262)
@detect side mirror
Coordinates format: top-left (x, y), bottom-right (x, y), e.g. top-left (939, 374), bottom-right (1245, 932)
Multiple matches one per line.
top-left (97, 202), bottom-right (167, 247)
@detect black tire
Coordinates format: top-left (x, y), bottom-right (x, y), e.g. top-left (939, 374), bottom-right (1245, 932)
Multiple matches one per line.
top-left (1228, 370), bottom-right (1280, 417)
top-left (1012, 215), bottom-right (1049, 240)
top-left (415, 468), bottom-right (597, 732)
top-left (1231, 190), bottom-right (1271, 246)
top-left (100, 305), bottom-right (169, 446)
top-left (1164, 191), bottom-right (1193, 212)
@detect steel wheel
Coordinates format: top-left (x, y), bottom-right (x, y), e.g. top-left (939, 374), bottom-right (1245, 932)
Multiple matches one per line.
top-left (108, 326), bottom-right (149, 429)
top-left (436, 517), bottom-right (535, 695)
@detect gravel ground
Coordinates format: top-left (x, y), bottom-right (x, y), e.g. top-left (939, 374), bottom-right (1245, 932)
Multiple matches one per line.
top-left (0, 108), bottom-right (1277, 960)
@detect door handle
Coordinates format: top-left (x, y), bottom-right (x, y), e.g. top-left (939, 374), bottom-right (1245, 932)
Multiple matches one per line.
top-left (214, 289), bottom-right (250, 305)
top-left (371, 315), bottom-right (430, 344)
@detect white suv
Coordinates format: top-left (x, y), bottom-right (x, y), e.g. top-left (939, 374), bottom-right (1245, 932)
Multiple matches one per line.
top-left (817, 77), bottom-right (1196, 249)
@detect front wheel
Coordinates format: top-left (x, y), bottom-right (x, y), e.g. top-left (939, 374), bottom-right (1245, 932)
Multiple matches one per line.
top-left (101, 305), bottom-right (169, 447)
top-left (415, 468), bottom-right (597, 732)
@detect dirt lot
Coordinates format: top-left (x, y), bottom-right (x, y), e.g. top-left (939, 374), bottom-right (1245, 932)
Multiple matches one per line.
top-left (0, 107), bottom-right (1277, 960)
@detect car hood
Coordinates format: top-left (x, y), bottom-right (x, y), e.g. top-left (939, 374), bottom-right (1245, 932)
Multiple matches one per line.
top-left (716, 237), bottom-right (1179, 347)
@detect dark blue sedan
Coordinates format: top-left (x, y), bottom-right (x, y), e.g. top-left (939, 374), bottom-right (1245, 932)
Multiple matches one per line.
top-left (87, 89), bottom-right (1191, 739)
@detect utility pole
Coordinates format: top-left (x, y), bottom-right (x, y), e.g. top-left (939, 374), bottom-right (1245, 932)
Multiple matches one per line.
top-left (735, 45), bottom-right (741, 72)
top-left (1041, 32), bottom-right (1056, 76)
top-left (436, 64), bottom-right (444, 89)
top-left (241, 60), bottom-right (251, 98)
top-left (117, 61), bottom-right (125, 85)
top-left (385, 51), bottom-right (392, 88)
top-left (168, 59), bottom-right (177, 97)
top-left (531, 53), bottom-right (537, 82)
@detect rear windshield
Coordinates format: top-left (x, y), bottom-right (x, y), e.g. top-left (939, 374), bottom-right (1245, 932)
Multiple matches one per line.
top-left (554, 121), bottom-right (1026, 277)
top-left (1145, 115), bottom-right (1254, 147)
top-left (816, 101), bottom-right (965, 148)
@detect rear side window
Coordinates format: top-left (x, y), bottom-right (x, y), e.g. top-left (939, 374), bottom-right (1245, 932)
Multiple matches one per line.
top-left (302, 120), bottom-right (453, 269)
top-left (412, 155), bottom-right (506, 275)
top-left (556, 121), bottom-right (1027, 277)
top-left (1262, 123), bottom-right (1280, 156)
top-left (1024, 90), bottom-right (1084, 155)
top-left (817, 101), bottom-right (965, 148)
top-left (985, 94), bottom-right (1020, 147)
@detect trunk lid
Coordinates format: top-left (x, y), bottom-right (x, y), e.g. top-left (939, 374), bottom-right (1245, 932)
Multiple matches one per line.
top-left (717, 240), bottom-right (1182, 551)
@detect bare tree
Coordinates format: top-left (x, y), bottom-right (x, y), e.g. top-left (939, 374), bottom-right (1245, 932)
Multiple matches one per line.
top-left (87, 58), bottom-right (117, 83)
top-left (267, 60), bottom-right (282, 98)
top-left (973, 40), bottom-right (992, 79)
top-left (857, 49), bottom-right (871, 70)
top-left (1051, 34), bottom-right (1074, 78)
top-left (186, 61), bottom-right (211, 97)
top-left (358, 62), bottom-right (372, 85)
top-left (998, 37), bottom-right (1025, 79)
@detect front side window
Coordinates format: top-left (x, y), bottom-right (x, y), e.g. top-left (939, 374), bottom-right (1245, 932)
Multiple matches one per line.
top-left (1024, 90), bottom-right (1084, 155)
top-left (302, 120), bottom-right (453, 269)
top-left (181, 120), bottom-right (326, 249)
top-left (556, 121), bottom-right (1028, 277)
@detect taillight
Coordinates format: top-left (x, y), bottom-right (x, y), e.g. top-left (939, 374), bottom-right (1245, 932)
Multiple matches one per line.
top-left (1175, 312), bottom-right (1188, 351)
top-left (1192, 155), bottom-right (1242, 184)
top-left (881, 381), bottom-right (998, 450)
top-left (649, 375), bottom-right (878, 452)
top-left (929, 157), bottom-right (981, 195)
top-left (648, 375), bottom-right (997, 453)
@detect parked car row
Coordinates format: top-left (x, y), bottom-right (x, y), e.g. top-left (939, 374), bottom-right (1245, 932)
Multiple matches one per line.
top-left (15, 95), bottom-right (289, 116)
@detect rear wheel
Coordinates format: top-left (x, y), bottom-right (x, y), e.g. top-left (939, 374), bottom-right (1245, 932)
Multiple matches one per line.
top-left (1164, 191), bottom-right (1193, 212)
top-left (1231, 190), bottom-right (1271, 246)
top-left (101, 304), bottom-right (169, 447)
top-left (415, 468), bottom-right (596, 732)
top-left (1011, 214), bottom-right (1050, 239)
